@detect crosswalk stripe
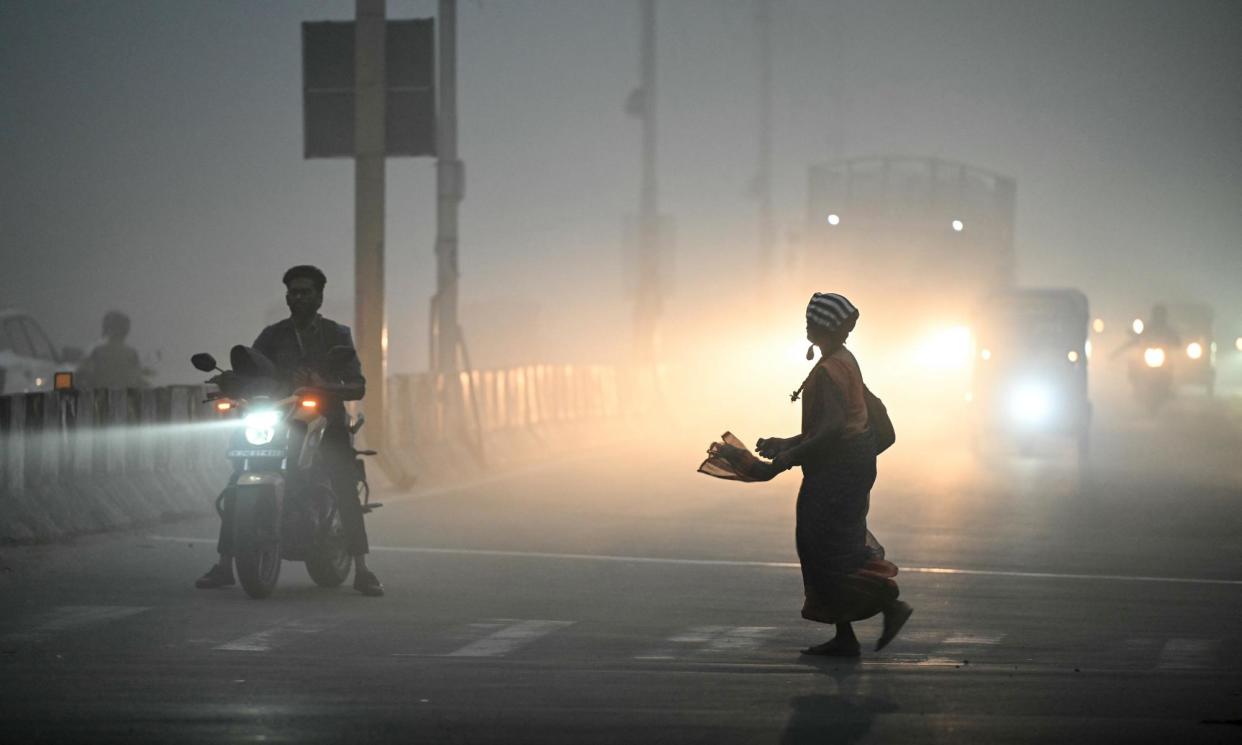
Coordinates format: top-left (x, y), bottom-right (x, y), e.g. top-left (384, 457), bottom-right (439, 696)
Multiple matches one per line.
top-left (1, 605), bottom-right (149, 644)
top-left (636, 625), bottom-right (779, 660)
top-left (1156, 637), bottom-right (1220, 670)
top-left (444, 619), bottom-right (574, 658)
top-left (214, 619), bottom-right (337, 653)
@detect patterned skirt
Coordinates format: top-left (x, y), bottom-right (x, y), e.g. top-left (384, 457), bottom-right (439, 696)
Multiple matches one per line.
top-left (796, 432), bottom-right (899, 624)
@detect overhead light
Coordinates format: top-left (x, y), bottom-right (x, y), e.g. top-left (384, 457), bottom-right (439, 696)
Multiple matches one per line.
top-left (1067, 350), bottom-right (1079, 363)
top-left (1092, 318), bottom-right (1105, 333)
top-left (951, 219), bottom-right (964, 232)
top-left (1132, 319), bottom-right (1145, 335)
top-left (827, 213), bottom-right (840, 226)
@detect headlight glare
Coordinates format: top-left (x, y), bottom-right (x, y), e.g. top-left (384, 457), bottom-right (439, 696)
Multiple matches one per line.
top-left (1143, 347), bottom-right (1166, 368)
top-left (243, 410), bottom-right (280, 446)
top-left (1009, 383), bottom-right (1053, 426)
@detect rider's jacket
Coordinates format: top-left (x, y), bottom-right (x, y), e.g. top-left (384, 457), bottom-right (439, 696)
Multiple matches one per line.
top-left (252, 314), bottom-right (365, 426)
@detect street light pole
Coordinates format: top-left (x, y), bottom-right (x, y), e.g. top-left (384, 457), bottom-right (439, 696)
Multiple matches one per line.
top-left (354, 0), bottom-right (387, 449)
top-left (634, 0), bottom-right (661, 364)
top-left (433, 0), bottom-right (462, 375)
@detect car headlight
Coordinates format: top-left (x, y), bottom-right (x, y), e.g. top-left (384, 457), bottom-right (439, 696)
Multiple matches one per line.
top-left (243, 410), bottom-right (280, 446)
top-left (1009, 383), bottom-right (1052, 426)
top-left (1186, 342), bottom-right (1202, 360)
top-left (1143, 347), bottom-right (1166, 368)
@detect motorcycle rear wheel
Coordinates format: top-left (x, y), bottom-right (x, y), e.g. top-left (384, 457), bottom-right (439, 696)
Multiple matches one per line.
top-left (305, 510), bottom-right (352, 588)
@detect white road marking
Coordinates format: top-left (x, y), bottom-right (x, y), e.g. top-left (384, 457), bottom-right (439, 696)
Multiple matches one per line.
top-left (1156, 637), bottom-right (1219, 670)
top-left (214, 618), bottom-right (337, 653)
top-left (148, 536), bottom-right (1242, 588)
top-left (444, 619), bottom-right (574, 658)
top-left (1, 605), bottom-right (149, 644)
top-left (637, 625), bottom-right (777, 660)
top-left (941, 633), bottom-right (1005, 646)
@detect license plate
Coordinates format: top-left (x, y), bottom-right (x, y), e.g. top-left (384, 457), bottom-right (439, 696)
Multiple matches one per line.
top-left (227, 449), bottom-right (286, 459)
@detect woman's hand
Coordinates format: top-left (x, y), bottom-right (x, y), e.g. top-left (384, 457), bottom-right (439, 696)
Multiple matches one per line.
top-left (770, 450), bottom-right (795, 472)
top-left (755, 437), bottom-right (786, 459)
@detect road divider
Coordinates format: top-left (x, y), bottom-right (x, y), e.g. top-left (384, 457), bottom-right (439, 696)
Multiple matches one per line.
top-left (1, 364), bottom-right (635, 544)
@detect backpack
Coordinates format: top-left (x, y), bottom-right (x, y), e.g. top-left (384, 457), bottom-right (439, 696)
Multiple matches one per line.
top-left (864, 386), bottom-right (896, 455)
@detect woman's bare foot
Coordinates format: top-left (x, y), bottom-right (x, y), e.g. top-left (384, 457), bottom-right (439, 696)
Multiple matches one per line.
top-left (875, 600), bottom-right (913, 651)
top-left (801, 637), bottom-right (861, 657)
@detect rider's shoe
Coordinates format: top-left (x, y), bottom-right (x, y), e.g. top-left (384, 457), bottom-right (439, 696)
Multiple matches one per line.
top-left (353, 569), bottom-right (385, 597)
top-left (195, 563), bottom-right (235, 589)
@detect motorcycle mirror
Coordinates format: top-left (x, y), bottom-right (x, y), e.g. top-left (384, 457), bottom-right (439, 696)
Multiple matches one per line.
top-left (191, 353), bottom-right (219, 372)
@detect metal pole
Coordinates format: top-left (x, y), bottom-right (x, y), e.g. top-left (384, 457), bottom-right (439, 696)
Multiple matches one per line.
top-left (434, 0), bottom-right (462, 375)
top-left (354, 0), bottom-right (387, 450)
top-left (634, 0), bottom-right (660, 363)
top-left (756, 0), bottom-right (773, 309)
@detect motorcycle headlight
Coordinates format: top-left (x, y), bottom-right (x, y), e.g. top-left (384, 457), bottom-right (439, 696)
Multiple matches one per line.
top-left (243, 410), bottom-right (280, 446)
top-left (1143, 347), bottom-right (1166, 368)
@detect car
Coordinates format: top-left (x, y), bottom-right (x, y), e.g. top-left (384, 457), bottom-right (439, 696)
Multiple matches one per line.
top-left (0, 308), bottom-right (82, 395)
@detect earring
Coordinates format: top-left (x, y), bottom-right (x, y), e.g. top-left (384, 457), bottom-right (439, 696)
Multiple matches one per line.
top-left (806, 344), bottom-right (815, 361)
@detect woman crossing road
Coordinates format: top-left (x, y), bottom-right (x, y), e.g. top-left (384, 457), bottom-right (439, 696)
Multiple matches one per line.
top-left (699, 292), bottom-right (912, 656)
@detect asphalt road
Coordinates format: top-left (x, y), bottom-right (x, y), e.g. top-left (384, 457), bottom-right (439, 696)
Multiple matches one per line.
top-left (3, 394), bottom-right (1241, 744)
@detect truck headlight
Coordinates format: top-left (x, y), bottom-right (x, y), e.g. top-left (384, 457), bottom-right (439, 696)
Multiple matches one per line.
top-left (1143, 347), bottom-right (1166, 368)
top-left (243, 410), bottom-right (280, 446)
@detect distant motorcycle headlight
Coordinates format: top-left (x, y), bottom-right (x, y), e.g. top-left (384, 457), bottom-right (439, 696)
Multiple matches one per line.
top-left (1143, 347), bottom-right (1166, 368)
top-left (243, 410), bottom-right (280, 446)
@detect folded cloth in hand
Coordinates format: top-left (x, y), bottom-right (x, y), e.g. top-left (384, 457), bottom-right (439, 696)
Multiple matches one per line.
top-left (698, 432), bottom-right (779, 482)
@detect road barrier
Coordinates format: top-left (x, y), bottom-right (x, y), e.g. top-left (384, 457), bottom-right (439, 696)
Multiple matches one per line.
top-left (0, 365), bottom-right (624, 544)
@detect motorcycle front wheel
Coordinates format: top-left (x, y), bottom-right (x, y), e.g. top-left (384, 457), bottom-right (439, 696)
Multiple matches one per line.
top-left (305, 509), bottom-right (352, 588)
top-left (233, 493), bottom-right (282, 599)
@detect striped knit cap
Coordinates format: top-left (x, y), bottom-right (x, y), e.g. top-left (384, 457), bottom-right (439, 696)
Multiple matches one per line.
top-left (806, 292), bottom-right (858, 331)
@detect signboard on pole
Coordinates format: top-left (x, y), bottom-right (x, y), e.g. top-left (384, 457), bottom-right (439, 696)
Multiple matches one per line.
top-left (302, 19), bottom-right (436, 158)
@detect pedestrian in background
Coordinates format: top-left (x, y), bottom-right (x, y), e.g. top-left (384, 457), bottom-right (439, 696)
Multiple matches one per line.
top-left (76, 311), bottom-right (146, 389)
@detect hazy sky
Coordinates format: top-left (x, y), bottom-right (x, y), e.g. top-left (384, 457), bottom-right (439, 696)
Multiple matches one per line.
top-left (2, 0), bottom-right (1240, 379)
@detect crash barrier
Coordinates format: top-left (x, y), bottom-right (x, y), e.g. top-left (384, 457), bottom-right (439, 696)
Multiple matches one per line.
top-left (0, 386), bottom-right (226, 544)
top-left (1, 365), bottom-right (626, 543)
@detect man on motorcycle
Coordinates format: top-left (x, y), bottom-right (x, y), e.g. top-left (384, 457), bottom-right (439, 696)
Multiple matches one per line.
top-left (1115, 303), bottom-right (1182, 354)
top-left (196, 265), bottom-right (384, 596)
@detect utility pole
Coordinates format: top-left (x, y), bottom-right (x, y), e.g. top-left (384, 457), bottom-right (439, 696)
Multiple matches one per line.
top-left (755, 0), bottom-right (774, 310)
top-left (433, 0), bottom-right (462, 375)
top-left (354, 0), bottom-right (387, 449)
top-left (634, 0), bottom-right (661, 363)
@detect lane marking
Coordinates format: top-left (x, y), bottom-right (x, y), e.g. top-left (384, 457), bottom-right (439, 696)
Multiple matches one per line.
top-left (147, 536), bottom-right (1242, 588)
top-left (1157, 637), bottom-right (1220, 670)
top-left (214, 618), bottom-right (337, 653)
top-left (444, 619), bottom-right (574, 658)
top-left (1, 605), bottom-right (149, 644)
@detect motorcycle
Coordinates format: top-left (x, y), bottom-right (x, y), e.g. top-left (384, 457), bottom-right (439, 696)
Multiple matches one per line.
top-left (1128, 343), bottom-right (1174, 413)
top-left (191, 345), bottom-right (378, 599)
